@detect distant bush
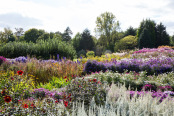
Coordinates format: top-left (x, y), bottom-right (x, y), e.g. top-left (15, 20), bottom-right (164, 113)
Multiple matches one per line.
top-left (86, 51), bottom-right (95, 57)
top-left (115, 35), bottom-right (138, 52)
top-left (77, 49), bottom-right (86, 58)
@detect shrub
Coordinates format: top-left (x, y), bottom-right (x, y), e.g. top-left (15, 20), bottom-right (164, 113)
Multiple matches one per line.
top-left (62, 77), bottom-right (109, 110)
top-left (115, 35), bottom-right (138, 52)
top-left (86, 51), bottom-right (95, 58)
top-left (77, 49), bottom-right (86, 58)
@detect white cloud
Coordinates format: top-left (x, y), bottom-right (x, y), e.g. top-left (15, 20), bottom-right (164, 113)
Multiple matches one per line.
top-left (0, 0), bottom-right (174, 36)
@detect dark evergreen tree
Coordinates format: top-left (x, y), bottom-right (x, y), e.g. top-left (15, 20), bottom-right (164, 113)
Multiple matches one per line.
top-left (155, 22), bottom-right (170, 47)
top-left (79, 29), bottom-right (95, 51)
top-left (62, 27), bottom-right (73, 42)
top-left (137, 19), bottom-right (156, 48)
top-left (138, 28), bottom-right (153, 49)
top-left (172, 35), bottom-right (174, 42)
top-left (124, 26), bottom-right (137, 37)
top-left (171, 35), bottom-right (174, 45)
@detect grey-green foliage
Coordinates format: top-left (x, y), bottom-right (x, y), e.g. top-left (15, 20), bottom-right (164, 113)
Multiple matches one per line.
top-left (2, 84), bottom-right (174, 116)
top-left (0, 38), bottom-right (77, 59)
top-left (70, 84), bottom-right (174, 116)
top-left (91, 71), bottom-right (174, 91)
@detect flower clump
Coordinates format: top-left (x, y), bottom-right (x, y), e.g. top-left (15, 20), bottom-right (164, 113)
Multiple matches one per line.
top-left (0, 56), bottom-right (6, 65)
top-left (62, 76), bottom-right (109, 110)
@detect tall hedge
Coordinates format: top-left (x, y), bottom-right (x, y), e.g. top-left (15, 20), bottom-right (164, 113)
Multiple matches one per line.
top-left (0, 39), bottom-right (77, 60)
top-left (0, 41), bottom-right (32, 58)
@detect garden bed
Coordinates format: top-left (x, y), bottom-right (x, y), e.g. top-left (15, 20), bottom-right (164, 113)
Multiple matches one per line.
top-left (0, 47), bottom-right (174, 115)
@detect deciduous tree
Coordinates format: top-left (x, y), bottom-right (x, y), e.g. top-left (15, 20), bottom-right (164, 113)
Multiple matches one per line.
top-left (95, 12), bottom-right (120, 51)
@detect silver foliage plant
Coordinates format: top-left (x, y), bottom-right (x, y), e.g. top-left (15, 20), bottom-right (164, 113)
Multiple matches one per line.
top-left (1, 82), bottom-right (174, 115)
top-left (70, 84), bottom-right (174, 116)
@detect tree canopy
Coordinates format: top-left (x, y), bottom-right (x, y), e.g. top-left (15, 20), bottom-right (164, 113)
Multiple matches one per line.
top-left (95, 12), bottom-right (120, 51)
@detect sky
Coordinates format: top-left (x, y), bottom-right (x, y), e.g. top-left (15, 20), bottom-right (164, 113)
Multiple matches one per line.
top-left (0, 0), bottom-right (174, 37)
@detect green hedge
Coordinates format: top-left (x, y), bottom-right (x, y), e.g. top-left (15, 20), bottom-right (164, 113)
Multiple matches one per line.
top-left (0, 39), bottom-right (77, 60)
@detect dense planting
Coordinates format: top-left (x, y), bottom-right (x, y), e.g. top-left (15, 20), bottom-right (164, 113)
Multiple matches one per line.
top-left (84, 57), bottom-right (174, 75)
top-left (0, 47), bottom-right (174, 115)
top-left (84, 47), bottom-right (174, 75)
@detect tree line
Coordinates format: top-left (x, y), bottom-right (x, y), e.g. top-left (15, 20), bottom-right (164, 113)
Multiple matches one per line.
top-left (0, 12), bottom-right (174, 59)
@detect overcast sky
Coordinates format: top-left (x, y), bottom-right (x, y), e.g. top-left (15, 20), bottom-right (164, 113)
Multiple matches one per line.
top-left (0, 0), bottom-right (174, 37)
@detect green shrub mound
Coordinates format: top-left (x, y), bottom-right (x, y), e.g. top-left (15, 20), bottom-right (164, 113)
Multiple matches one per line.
top-left (86, 51), bottom-right (95, 57)
top-left (115, 35), bottom-right (138, 51)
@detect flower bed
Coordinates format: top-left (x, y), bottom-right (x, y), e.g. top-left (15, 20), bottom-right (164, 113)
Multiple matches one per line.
top-left (132, 47), bottom-right (174, 58)
top-left (1, 47), bottom-right (174, 115)
top-left (84, 57), bottom-right (174, 75)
